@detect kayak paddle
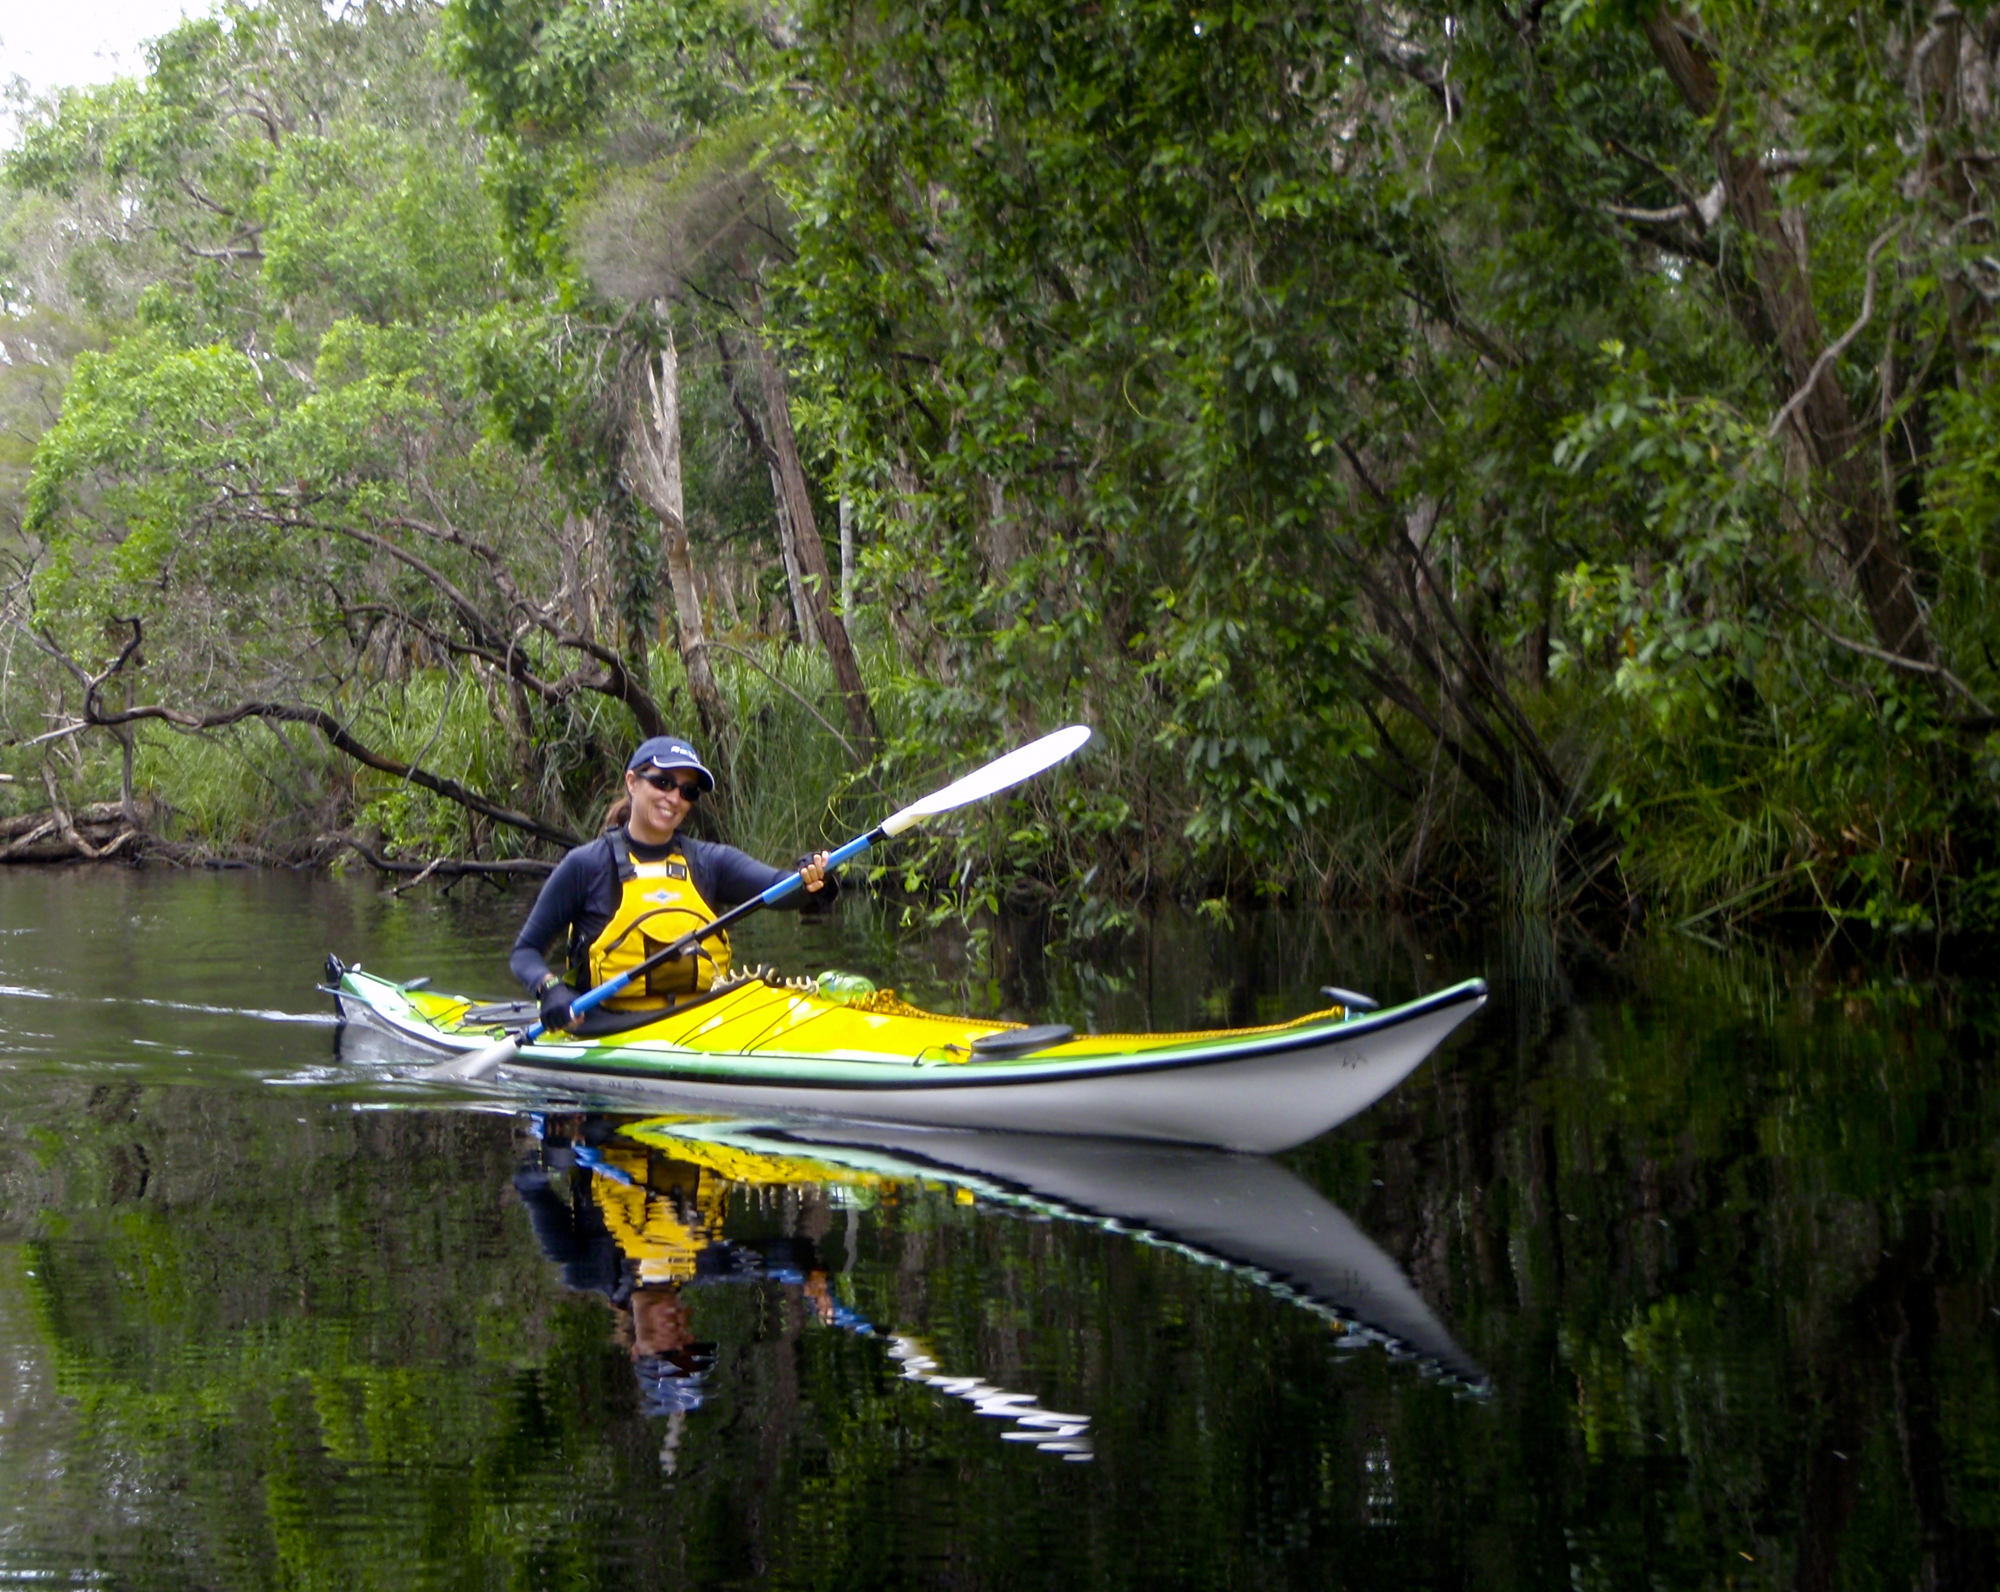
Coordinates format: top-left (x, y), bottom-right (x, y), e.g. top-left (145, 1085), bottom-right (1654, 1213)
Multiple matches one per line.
top-left (436, 724), bottom-right (1094, 1081)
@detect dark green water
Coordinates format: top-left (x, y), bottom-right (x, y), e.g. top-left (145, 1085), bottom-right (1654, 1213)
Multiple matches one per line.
top-left (0, 865), bottom-right (1994, 1589)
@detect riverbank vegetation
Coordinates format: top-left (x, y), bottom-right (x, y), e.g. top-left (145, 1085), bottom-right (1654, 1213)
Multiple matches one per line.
top-left (5, 0), bottom-right (2000, 938)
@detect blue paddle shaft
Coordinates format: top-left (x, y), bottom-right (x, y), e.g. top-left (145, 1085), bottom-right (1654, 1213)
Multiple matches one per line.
top-left (756, 830), bottom-right (879, 904)
top-left (516, 829), bottom-right (885, 1045)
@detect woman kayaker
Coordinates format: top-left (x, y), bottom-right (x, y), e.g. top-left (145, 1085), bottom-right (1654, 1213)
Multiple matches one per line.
top-left (509, 734), bottom-right (834, 1032)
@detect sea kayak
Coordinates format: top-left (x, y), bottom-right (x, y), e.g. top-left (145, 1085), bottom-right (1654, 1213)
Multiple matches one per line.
top-left (327, 959), bottom-right (1487, 1154)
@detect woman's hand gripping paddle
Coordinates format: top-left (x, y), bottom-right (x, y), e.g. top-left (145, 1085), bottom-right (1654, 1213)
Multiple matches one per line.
top-left (435, 725), bottom-right (1094, 1082)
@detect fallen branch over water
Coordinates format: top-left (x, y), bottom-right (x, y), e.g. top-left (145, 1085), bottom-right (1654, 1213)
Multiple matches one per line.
top-left (336, 832), bottom-right (557, 889)
top-left (0, 803), bottom-right (143, 863)
top-left (24, 618), bottom-right (586, 853)
top-left (87, 697), bottom-right (581, 849)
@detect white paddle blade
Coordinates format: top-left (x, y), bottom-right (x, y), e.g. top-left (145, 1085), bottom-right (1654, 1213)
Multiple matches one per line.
top-left (879, 725), bottom-right (1092, 837)
top-left (433, 1035), bottom-right (518, 1081)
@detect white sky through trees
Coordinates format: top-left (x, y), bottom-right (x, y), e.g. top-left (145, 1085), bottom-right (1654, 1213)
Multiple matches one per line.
top-left (1, 0), bottom-right (200, 143)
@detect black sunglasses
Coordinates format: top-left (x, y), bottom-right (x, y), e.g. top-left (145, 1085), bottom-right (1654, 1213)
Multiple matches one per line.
top-left (634, 770), bottom-right (704, 802)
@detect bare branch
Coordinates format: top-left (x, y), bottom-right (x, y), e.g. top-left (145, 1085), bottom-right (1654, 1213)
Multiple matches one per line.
top-left (335, 832), bottom-right (558, 882)
top-left (1767, 225), bottom-right (1901, 442)
top-left (1803, 612), bottom-right (1992, 714)
top-left (38, 765), bottom-right (102, 859)
top-left (57, 618), bottom-right (582, 848)
top-left (9, 719), bottom-right (90, 749)
top-left (691, 641), bottom-right (860, 760)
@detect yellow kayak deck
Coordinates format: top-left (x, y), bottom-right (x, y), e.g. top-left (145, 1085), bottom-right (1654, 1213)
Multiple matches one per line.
top-left (390, 970), bottom-right (1353, 1067)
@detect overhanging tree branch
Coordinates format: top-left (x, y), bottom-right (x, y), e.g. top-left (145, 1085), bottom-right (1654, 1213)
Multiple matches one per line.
top-left (57, 619), bottom-right (582, 850)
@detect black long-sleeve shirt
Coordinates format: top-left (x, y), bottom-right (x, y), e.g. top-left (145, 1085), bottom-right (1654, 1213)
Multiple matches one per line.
top-left (509, 829), bottom-right (832, 994)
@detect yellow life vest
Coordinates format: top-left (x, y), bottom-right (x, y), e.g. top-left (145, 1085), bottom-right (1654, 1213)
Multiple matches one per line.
top-left (584, 833), bottom-right (731, 1009)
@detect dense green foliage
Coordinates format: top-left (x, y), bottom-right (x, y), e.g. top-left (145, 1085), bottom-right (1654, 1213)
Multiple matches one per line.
top-left (6, 0), bottom-right (2000, 933)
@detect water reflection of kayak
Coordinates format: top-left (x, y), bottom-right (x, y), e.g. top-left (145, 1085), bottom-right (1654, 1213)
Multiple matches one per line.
top-left (328, 961), bottom-right (1487, 1154)
top-left (522, 1112), bottom-right (1109, 1461)
top-left (623, 1114), bottom-right (1489, 1392)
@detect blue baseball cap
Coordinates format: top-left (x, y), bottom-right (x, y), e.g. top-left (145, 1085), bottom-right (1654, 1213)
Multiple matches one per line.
top-left (627, 735), bottom-right (716, 792)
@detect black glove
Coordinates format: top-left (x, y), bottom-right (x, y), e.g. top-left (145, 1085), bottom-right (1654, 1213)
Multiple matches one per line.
top-left (537, 978), bottom-right (576, 1031)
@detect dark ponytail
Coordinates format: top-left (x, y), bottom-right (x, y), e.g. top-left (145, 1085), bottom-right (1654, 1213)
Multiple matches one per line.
top-left (602, 795), bottom-right (632, 832)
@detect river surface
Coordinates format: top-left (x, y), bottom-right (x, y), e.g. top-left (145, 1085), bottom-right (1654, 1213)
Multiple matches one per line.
top-left (0, 864), bottom-right (1993, 1589)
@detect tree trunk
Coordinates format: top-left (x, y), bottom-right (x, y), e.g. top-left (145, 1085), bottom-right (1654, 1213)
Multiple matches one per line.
top-left (749, 286), bottom-right (878, 755)
top-left (715, 561), bottom-right (743, 628)
top-left (626, 318), bottom-right (731, 746)
top-left (1644, 7), bottom-right (1935, 666)
top-left (839, 492), bottom-right (855, 617)
top-left (558, 511), bottom-right (591, 641)
top-left (985, 479), bottom-right (1023, 581)
top-left (770, 461), bottom-right (821, 648)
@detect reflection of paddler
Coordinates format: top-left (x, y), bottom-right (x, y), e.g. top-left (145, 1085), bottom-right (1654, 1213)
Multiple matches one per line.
top-left (515, 1116), bottom-right (858, 1289)
top-left (511, 1134), bottom-right (626, 1300)
top-left (516, 1115), bottom-right (1097, 1464)
top-left (585, 1144), bottom-right (725, 1285)
top-left (629, 1287), bottom-right (711, 1416)
top-left (513, 1116), bottom-right (858, 1426)
top-left (511, 1120), bottom-right (721, 1417)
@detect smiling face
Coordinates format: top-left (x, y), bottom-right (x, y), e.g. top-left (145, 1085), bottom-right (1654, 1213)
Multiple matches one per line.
top-left (624, 765), bottom-right (702, 845)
